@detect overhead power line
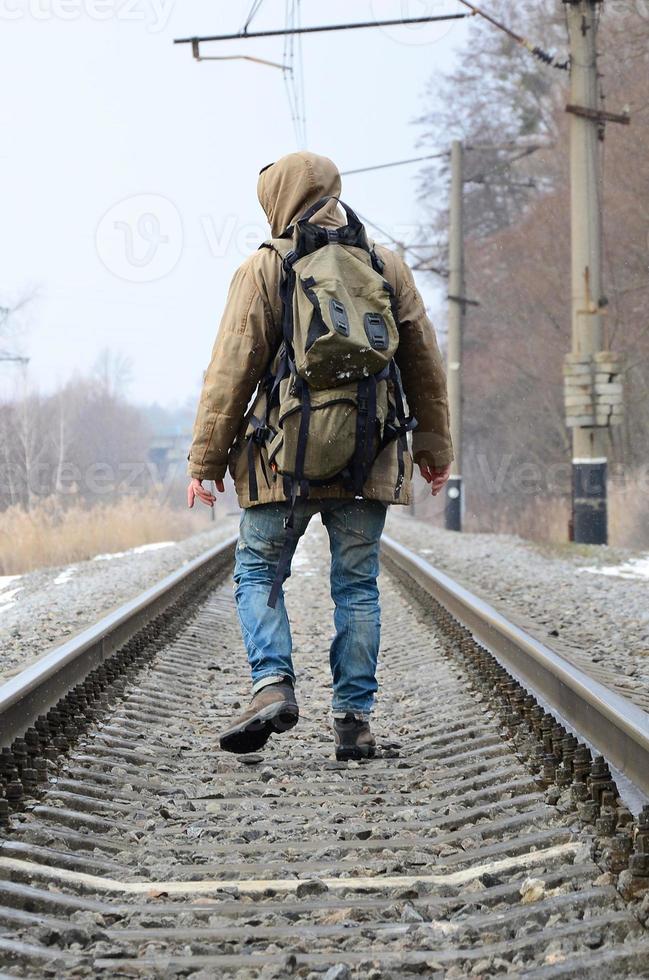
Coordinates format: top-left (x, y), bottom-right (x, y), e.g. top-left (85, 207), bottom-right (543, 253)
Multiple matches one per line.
top-left (456, 0), bottom-right (569, 70)
top-left (355, 210), bottom-right (447, 278)
top-left (464, 144), bottom-right (545, 183)
top-left (177, 5), bottom-right (567, 72)
top-left (174, 13), bottom-right (470, 46)
top-left (283, 0), bottom-right (307, 147)
top-left (241, 0), bottom-right (266, 34)
top-left (341, 152), bottom-right (449, 177)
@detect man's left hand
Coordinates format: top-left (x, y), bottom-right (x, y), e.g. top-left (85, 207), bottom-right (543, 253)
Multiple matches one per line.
top-left (187, 478), bottom-right (224, 509)
top-left (418, 463), bottom-right (452, 497)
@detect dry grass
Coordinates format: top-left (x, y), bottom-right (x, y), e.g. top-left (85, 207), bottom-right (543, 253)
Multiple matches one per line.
top-left (412, 470), bottom-right (649, 550)
top-left (466, 495), bottom-right (571, 544)
top-left (609, 473), bottom-right (649, 549)
top-left (0, 496), bottom-right (215, 575)
top-left (4, 471), bottom-right (646, 577)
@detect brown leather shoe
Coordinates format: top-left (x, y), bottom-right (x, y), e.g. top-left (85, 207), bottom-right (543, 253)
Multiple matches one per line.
top-left (333, 713), bottom-right (376, 761)
top-left (219, 681), bottom-right (299, 754)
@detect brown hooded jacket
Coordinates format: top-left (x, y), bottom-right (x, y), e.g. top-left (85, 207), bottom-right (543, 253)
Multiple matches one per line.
top-left (188, 151), bottom-right (453, 507)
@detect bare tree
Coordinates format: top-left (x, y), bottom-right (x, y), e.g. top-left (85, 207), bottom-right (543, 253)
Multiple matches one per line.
top-left (93, 349), bottom-right (134, 398)
top-left (415, 1), bottom-right (649, 534)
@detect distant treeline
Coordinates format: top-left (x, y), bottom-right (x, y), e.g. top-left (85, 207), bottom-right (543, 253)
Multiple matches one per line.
top-left (0, 373), bottom-right (152, 511)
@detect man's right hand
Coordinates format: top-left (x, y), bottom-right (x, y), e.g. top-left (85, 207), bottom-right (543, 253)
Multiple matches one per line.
top-left (187, 478), bottom-right (224, 509)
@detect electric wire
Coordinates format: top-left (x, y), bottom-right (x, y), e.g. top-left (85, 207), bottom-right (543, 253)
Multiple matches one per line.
top-left (295, 0), bottom-right (307, 146)
top-left (354, 209), bottom-right (447, 277)
top-left (457, 0), bottom-right (569, 71)
top-left (282, 1), bottom-right (298, 145)
top-left (241, 0), bottom-right (265, 34)
top-left (174, 13), bottom-right (470, 45)
top-left (464, 145), bottom-right (543, 184)
top-left (282, 0), bottom-right (307, 147)
top-left (340, 152), bottom-right (449, 176)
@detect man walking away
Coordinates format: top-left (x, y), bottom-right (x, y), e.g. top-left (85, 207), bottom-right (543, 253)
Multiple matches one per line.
top-left (188, 152), bottom-right (453, 760)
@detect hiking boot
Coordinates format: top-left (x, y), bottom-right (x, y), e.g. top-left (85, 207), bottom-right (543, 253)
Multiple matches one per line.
top-left (219, 681), bottom-right (299, 754)
top-left (333, 713), bottom-right (376, 761)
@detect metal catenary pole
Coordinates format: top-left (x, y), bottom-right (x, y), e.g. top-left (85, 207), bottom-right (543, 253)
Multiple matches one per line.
top-left (445, 140), bottom-right (464, 532)
top-left (564, 0), bottom-right (609, 544)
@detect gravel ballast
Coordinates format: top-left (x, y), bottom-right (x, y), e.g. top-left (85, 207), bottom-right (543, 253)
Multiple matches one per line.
top-left (0, 517), bottom-right (239, 681)
top-left (385, 511), bottom-right (649, 713)
top-left (3, 520), bottom-right (646, 977)
top-left (3, 506), bottom-right (647, 715)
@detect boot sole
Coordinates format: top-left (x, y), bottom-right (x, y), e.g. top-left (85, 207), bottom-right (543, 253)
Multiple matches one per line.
top-left (335, 744), bottom-right (376, 762)
top-left (219, 702), bottom-right (299, 755)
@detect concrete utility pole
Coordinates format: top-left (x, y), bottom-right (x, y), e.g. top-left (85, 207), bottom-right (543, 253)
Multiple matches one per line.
top-left (445, 139), bottom-right (464, 532)
top-left (563, 0), bottom-right (624, 544)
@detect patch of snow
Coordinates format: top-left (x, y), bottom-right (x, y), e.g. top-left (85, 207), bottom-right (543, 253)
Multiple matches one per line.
top-left (131, 541), bottom-right (175, 555)
top-left (0, 575), bottom-right (21, 592)
top-left (93, 541), bottom-right (175, 562)
top-left (54, 567), bottom-right (77, 586)
top-left (578, 555), bottom-right (649, 582)
top-left (0, 587), bottom-right (22, 610)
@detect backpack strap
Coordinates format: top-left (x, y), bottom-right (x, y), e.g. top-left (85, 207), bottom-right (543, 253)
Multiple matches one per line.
top-left (265, 197), bottom-right (372, 260)
top-left (266, 376), bottom-right (311, 610)
top-left (385, 360), bottom-right (417, 498)
top-left (351, 375), bottom-right (377, 496)
top-left (246, 413), bottom-right (272, 503)
top-left (340, 364), bottom-right (387, 497)
top-left (267, 501), bottom-right (302, 609)
top-left (292, 377), bottom-right (311, 491)
top-left (296, 196), bottom-right (364, 232)
top-left (267, 342), bottom-right (290, 412)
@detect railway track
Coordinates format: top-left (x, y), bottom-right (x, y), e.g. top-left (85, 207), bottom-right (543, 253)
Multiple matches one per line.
top-left (1, 524), bottom-right (649, 978)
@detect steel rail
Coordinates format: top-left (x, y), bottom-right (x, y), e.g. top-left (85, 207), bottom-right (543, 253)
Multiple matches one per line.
top-left (0, 535), bottom-right (237, 747)
top-left (381, 534), bottom-right (649, 797)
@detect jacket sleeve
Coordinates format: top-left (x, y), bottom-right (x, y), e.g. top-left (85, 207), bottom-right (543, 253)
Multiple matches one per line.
top-left (393, 258), bottom-right (454, 470)
top-left (188, 259), bottom-right (278, 482)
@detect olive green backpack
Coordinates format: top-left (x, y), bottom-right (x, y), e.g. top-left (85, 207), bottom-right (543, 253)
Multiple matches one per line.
top-left (249, 197), bottom-right (416, 606)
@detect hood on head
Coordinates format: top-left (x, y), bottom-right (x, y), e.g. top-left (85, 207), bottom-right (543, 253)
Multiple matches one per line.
top-left (257, 151), bottom-right (342, 237)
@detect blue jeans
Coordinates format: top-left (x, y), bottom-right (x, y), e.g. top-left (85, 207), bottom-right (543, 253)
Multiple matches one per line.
top-left (233, 499), bottom-right (387, 717)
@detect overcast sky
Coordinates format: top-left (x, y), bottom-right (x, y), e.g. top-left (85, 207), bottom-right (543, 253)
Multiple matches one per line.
top-left (0, 1), bottom-right (470, 409)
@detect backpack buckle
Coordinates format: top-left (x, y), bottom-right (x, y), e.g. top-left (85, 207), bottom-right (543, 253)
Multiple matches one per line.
top-left (253, 425), bottom-right (269, 444)
top-left (358, 396), bottom-right (368, 414)
top-left (283, 250), bottom-right (298, 271)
